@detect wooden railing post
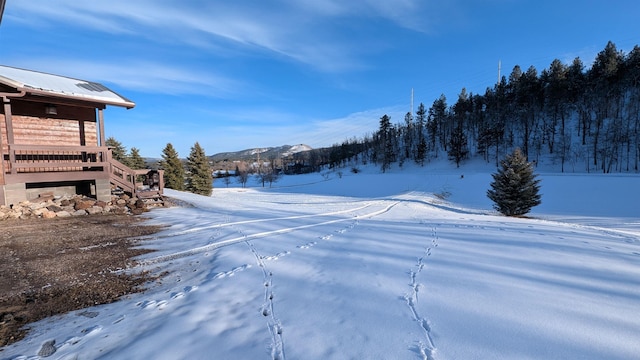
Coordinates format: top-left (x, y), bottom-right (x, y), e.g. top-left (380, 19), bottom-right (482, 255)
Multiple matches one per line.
top-left (9, 145), bottom-right (16, 175)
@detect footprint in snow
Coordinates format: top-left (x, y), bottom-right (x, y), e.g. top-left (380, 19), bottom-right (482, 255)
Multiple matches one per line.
top-left (262, 251), bottom-right (290, 261)
top-left (297, 241), bottom-right (317, 249)
top-left (81, 325), bottom-right (103, 335)
top-left (156, 300), bottom-right (168, 309)
top-left (171, 291), bottom-right (185, 299)
top-left (138, 299), bottom-right (170, 310)
top-left (212, 264), bottom-right (252, 279)
top-left (138, 300), bottom-right (156, 309)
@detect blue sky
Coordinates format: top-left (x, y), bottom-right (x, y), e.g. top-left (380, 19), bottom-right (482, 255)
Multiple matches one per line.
top-left (2, 1), bottom-right (640, 157)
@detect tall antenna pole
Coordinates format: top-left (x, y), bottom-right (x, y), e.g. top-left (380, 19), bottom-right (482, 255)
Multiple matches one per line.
top-left (498, 60), bottom-right (501, 83)
top-left (410, 88), bottom-right (414, 116)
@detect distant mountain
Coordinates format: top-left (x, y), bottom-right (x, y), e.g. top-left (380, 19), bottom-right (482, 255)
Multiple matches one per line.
top-left (209, 144), bottom-right (313, 162)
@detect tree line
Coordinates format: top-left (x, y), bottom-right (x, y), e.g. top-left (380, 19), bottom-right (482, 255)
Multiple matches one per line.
top-left (111, 40), bottom-right (638, 197)
top-left (316, 41), bottom-right (640, 173)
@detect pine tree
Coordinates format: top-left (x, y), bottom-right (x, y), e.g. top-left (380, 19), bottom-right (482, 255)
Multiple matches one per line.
top-left (378, 114), bottom-right (394, 172)
top-left (449, 89), bottom-right (470, 167)
top-left (105, 136), bottom-right (130, 167)
top-left (448, 122), bottom-right (468, 167)
top-left (159, 143), bottom-right (185, 190)
top-left (487, 148), bottom-right (541, 216)
top-left (186, 142), bottom-right (212, 196)
top-left (415, 103), bottom-right (428, 165)
top-left (427, 95), bottom-right (448, 158)
top-left (128, 147), bottom-right (146, 170)
top-left (403, 111), bottom-right (414, 160)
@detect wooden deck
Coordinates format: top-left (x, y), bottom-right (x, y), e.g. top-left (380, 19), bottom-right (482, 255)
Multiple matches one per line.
top-left (4, 144), bottom-right (110, 183)
top-left (2, 144), bottom-right (163, 200)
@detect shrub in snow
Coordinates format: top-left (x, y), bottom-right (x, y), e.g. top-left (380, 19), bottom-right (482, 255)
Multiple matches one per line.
top-left (487, 148), bottom-right (541, 216)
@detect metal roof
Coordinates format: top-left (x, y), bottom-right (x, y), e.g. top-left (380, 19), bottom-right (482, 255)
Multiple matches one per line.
top-left (0, 65), bottom-right (135, 108)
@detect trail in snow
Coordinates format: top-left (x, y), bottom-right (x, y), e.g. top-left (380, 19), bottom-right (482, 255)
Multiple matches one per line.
top-left (147, 200), bottom-right (379, 239)
top-left (246, 240), bottom-right (286, 360)
top-left (404, 221), bottom-right (440, 360)
top-left (139, 200), bottom-right (399, 266)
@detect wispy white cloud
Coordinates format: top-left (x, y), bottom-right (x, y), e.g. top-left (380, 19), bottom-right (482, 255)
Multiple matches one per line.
top-left (165, 104), bottom-right (406, 154)
top-left (8, 0), bottom-right (434, 72)
top-left (6, 57), bottom-right (245, 98)
top-left (300, 105), bottom-right (408, 146)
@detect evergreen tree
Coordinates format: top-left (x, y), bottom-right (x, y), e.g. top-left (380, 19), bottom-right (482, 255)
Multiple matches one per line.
top-left (448, 121), bottom-right (468, 167)
top-left (403, 111), bottom-right (414, 160)
top-left (415, 103), bottom-right (427, 164)
top-left (449, 89), bottom-right (470, 167)
top-left (428, 95), bottom-right (448, 157)
top-left (159, 143), bottom-right (185, 190)
top-left (105, 136), bottom-right (130, 166)
top-left (128, 147), bottom-right (146, 170)
top-left (378, 114), bottom-right (394, 172)
top-left (487, 148), bottom-right (542, 216)
top-left (186, 142), bottom-right (213, 196)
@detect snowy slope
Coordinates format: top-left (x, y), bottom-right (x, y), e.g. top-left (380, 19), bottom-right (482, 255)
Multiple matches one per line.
top-left (2, 162), bottom-right (639, 360)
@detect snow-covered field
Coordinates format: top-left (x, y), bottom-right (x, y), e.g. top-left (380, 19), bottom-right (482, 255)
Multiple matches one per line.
top-left (3, 161), bottom-right (640, 360)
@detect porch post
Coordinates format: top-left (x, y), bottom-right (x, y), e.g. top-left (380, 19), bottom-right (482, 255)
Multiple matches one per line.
top-left (1, 97), bottom-right (11, 177)
top-left (3, 96), bottom-right (14, 144)
top-left (98, 108), bottom-right (105, 146)
top-left (79, 120), bottom-right (86, 146)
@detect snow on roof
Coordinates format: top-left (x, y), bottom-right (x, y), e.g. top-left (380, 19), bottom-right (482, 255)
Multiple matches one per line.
top-left (0, 65), bottom-right (135, 108)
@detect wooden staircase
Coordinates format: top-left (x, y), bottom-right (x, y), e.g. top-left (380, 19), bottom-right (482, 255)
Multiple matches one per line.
top-left (108, 156), bottom-right (165, 205)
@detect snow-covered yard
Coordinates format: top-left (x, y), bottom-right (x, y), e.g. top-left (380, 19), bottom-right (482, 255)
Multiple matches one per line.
top-left (3, 161), bottom-right (640, 360)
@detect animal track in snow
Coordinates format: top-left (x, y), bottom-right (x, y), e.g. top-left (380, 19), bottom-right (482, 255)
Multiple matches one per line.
top-left (261, 251), bottom-right (291, 261)
top-left (80, 325), bottom-right (103, 336)
top-left (171, 285), bottom-right (198, 300)
top-left (137, 300), bottom-right (162, 310)
top-left (297, 241), bottom-right (317, 249)
top-left (212, 264), bottom-right (252, 279)
top-left (171, 291), bottom-right (185, 300)
top-left (245, 240), bottom-right (286, 360)
top-left (403, 223), bottom-right (439, 360)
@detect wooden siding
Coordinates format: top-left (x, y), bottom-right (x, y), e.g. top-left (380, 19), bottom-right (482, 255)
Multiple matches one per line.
top-left (10, 115), bottom-right (97, 146)
top-left (1, 98), bottom-right (99, 185)
top-left (1, 98), bottom-right (97, 145)
top-left (4, 98), bottom-right (97, 122)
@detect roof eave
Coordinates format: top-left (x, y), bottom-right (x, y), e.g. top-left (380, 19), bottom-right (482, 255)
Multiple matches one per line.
top-left (23, 87), bottom-right (135, 109)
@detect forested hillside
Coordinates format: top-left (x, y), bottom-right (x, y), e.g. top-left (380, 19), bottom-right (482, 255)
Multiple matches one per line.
top-left (314, 41), bottom-right (640, 173)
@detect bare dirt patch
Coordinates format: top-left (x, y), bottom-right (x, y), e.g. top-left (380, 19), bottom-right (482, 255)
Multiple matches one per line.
top-left (0, 215), bottom-right (164, 347)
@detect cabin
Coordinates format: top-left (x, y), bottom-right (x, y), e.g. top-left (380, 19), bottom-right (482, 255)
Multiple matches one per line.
top-left (0, 65), bottom-right (163, 207)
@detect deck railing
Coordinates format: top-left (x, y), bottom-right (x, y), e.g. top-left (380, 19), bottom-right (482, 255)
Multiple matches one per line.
top-left (4, 144), bottom-right (110, 183)
top-left (108, 156), bottom-right (164, 199)
top-left (3, 144), bottom-right (163, 199)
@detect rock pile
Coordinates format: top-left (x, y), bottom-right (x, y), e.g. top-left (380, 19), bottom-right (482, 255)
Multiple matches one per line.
top-left (0, 193), bottom-right (154, 220)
